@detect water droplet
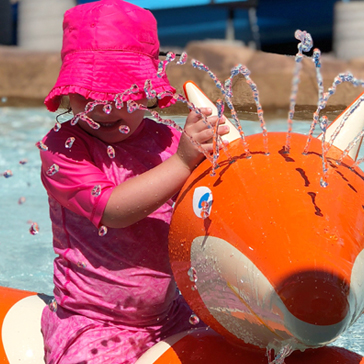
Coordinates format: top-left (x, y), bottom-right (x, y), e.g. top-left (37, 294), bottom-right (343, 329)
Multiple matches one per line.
top-left (119, 125), bottom-right (130, 134)
top-left (91, 185), bottom-right (101, 197)
top-left (19, 159), bottom-right (28, 165)
top-left (130, 84), bottom-right (139, 93)
top-left (98, 225), bottom-right (108, 236)
top-left (107, 145), bottom-right (115, 159)
top-left (320, 178), bottom-right (328, 188)
top-left (157, 60), bottom-right (165, 76)
top-left (189, 313), bottom-right (200, 325)
top-left (157, 52), bottom-right (176, 77)
top-left (65, 137), bottom-right (75, 149)
top-left (176, 52), bottom-right (188, 65)
top-left (1, 97), bottom-right (7, 103)
top-left (191, 284), bottom-right (197, 291)
top-left (127, 100), bottom-right (141, 113)
top-left (54, 122), bottom-right (61, 132)
top-left (144, 79), bottom-right (157, 100)
top-left (187, 267), bottom-right (198, 283)
top-left (49, 298), bottom-right (57, 312)
top-left (77, 261), bottom-right (87, 268)
top-left (46, 164), bottom-right (60, 176)
top-left (103, 104), bottom-right (113, 114)
top-left (70, 115), bottom-right (79, 126)
top-left (114, 95), bottom-right (124, 109)
top-left (84, 102), bottom-right (95, 113)
top-left (157, 90), bottom-right (174, 99)
top-left (29, 222), bottom-right (39, 235)
top-left (3, 170), bottom-right (13, 178)
top-left (35, 141), bottom-right (48, 151)
top-left (80, 114), bottom-right (100, 130)
top-left (18, 196), bottom-right (26, 204)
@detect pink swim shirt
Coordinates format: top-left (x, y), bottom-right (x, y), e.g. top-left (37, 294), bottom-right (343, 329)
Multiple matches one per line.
top-left (40, 118), bottom-right (181, 326)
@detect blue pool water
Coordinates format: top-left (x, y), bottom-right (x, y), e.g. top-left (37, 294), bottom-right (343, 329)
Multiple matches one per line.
top-left (0, 107), bottom-right (363, 355)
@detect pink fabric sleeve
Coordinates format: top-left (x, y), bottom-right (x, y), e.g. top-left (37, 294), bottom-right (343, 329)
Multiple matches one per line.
top-left (40, 130), bottom-right (115, 228)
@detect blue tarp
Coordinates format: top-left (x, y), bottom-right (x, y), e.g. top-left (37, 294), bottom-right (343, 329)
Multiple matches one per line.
top-left (74, 0), bottom-right (336, 52)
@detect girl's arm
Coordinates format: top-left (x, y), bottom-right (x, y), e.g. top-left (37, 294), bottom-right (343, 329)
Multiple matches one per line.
top-left (101, 108), bottom-right (229, 228)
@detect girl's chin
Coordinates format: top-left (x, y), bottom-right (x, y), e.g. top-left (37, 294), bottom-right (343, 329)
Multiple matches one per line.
top-left (98, 130), bottom-right (130, 143)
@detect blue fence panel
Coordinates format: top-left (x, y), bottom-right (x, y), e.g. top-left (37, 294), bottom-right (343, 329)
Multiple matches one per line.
top-left (76, 0), bottom-right (253, 9)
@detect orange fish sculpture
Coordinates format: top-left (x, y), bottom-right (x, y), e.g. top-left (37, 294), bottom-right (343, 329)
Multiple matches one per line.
top-left (161, 82), bottom-right (364, 363)
top-left (135, 69), bottom-right (364, 363)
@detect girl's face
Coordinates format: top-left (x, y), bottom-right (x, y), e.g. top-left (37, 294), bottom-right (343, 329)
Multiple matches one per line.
top-left (69, 94), bottom-right (148, 144)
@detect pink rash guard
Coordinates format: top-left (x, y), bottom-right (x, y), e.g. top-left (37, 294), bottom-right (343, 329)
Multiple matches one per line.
top-left (40, 118), bottom-right (205, 363)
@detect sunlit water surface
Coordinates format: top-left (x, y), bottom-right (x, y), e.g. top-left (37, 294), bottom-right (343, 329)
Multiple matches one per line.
top-left (0, 107), bottom-right (363, 355)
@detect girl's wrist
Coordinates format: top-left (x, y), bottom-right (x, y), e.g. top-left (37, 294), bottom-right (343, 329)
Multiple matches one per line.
top-left (173, 152), bottom-right (196, 173)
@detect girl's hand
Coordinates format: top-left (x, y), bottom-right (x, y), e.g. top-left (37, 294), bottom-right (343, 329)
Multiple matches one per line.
top-left (101, 108), bottom-right (230, 228)
top-left (176, 107), bottom-right (230, 171)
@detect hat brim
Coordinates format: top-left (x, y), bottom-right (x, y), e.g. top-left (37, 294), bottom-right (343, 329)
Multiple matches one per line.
top-left (44, 51), bottom-right (176, 111)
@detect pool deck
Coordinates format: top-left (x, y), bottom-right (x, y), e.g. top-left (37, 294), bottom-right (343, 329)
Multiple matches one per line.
top-left (1, 41), bottom-right (364, 115)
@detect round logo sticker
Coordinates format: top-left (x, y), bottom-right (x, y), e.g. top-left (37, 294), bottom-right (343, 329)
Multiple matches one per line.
top-left (192, 186), bottom-right (213, 219)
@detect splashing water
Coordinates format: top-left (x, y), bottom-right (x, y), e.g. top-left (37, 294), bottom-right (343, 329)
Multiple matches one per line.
top-left (125, 97), bottom-right (216, 164)
top-left (46, 164), bottom-right (59, 176)
top-left (18, 196), bottom-right (26, 205)
top-left (285, 30), bottom-right (313, 153)
top-left (65, 137), bottom-right (75, 149)
top-left (210, 99), bottom-right (224, 176)
top-left (340, 127), bottom-right (364, 164)
top-left (187, 267), bottom-right (198, 283)
top-left (91, 185), bottom-right (101, 197)
top-left (3, 169), bottom-right (13, 178)
top-left (55, 28), bottom-right (364, 190)
top-left (29, 222), bottom-right (39, 235)
top-left (69, 100), bottom-right (113, 129)
top-left (119, 125), bottom-right (130, 134)
top-left (324, 103), bottom-right (362, 157)
top-left (77, 261), bottom-right (87, 269)
top-left (35, 140), bottom-right (48, 151)
top-left (70, 115), bottom-right (80, 126)
top-left (79, 114), bottom-right (100, 130)
top-left (268, 344), bottom-right (294, 364)
top-left (157, 51), bottom-right (176, 77)
top-left (176, 51), bottom-right (188, 65)
top-left (189, 313), bottom-right (200, 325)
top-left (49, 298), bottom-right (58, 312)
top-left (98, 226), bottom-right (108, 237)
top-left (313, 48), bottom-right (324, 106)
top-left (114, 84), bottom-right (140, 109)
top-left (304, 72), bottom-right (364, 155)
top-left (103, 104), bottom-right (113, 115)
top-left (127, 100), bottom-right (143, 114)
top-left (192, 59), bottom-right (251, 157)
top-left (54, 121), bottom-right (61, 132)
top-left (144, 79), bottom-right (157, 100)
top-left (319, 116), bottom-right (329, 187)
top-left (107, 145), bottom-right (116, 159)
top-left (228, 64), bottom-right (268, 155)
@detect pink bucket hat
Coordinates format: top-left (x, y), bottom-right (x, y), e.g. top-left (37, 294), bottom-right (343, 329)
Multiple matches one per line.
top-left (44, 0), bottom-right (175, 112)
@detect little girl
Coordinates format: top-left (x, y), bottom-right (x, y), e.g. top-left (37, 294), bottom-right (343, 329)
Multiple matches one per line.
top-left (40, 1), bottom-right (229, 363)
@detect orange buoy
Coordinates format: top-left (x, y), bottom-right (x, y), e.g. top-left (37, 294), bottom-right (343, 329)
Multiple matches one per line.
top-left (0, 286), bottom-right (48, 363)
top-left (136, 327), bottom-right (364, 364)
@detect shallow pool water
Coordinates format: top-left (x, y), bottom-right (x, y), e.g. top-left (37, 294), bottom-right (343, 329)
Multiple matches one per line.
top-left (0, 107), bottom-right (363, 355)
